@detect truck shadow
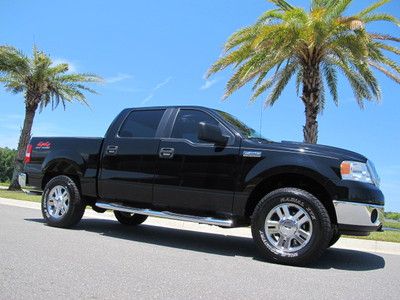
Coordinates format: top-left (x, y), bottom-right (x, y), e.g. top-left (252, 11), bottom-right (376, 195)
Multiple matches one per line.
top-left (26, 218), bottom-right (385, 271)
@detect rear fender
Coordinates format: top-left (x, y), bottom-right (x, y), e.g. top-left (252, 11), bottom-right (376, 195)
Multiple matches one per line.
top-left (42, 150), bottom-right (85, 178)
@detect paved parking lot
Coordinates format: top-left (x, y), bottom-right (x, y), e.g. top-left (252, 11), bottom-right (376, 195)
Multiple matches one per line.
top-left (1, 202), bottom-right (399, 299)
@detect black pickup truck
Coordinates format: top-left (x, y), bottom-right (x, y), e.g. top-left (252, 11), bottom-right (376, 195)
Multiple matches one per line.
top-left (19, 106), bottom-right (384, 265)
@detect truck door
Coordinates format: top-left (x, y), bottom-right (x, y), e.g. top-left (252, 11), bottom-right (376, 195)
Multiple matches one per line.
top-left (98, 109), bottom-right (166, 205)
top-left (153, 108), bottom-right (240, 215)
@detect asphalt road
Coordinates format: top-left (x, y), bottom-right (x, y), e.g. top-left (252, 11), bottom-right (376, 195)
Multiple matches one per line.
top-left (1, 203), bottom-right (400, 299)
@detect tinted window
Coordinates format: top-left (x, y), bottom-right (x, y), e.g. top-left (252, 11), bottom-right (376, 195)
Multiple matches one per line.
top-left (215, 110), bottom-right (270, 141)
top-left (171, 109), bottom-right (221, 143)
top-left (119, 110), bottom-right (165, 138)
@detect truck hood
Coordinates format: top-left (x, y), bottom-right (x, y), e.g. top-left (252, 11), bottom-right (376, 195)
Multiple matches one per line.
top-left (243, 139), bottom-right (367, 162)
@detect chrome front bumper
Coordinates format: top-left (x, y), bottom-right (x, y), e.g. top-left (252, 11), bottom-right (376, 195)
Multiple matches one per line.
top-left (18, 173), bottom-right (27, 188)
top-left (333, 200), bottom-right (384, 229)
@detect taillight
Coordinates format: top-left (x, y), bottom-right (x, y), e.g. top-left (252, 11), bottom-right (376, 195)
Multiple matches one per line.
top-left (24, 144), bottom-right (32, 164)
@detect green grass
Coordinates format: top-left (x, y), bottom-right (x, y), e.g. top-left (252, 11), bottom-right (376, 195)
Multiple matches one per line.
top-left (0, 182), bottom-right (10, 187)
top-left (385, 212), bottom-right (400, 221)
top-left (0, 189), bottom-right (41, 202)
top-left (385, 220), bottom-right (400, 230)
top-left (345, 231), bottom-right (400, 243)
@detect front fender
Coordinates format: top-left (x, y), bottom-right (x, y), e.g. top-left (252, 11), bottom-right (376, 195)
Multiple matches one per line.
top-left (232, 151), bottom-right (341, 217)
top-left (243, 154), bottom-right (337, 193)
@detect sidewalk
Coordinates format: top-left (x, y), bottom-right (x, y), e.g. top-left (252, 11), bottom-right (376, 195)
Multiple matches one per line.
top-left (1, 196), bottom-right (399, 256)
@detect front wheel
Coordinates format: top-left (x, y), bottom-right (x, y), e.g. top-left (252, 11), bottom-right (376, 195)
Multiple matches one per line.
top-left (114, 211), bottom-right (148, 225)
top-left (328, 231), bottom-right (341, 247)
top-left (251, 188), bottom-right (332, 266)
top-left (41, 175), bottom-right (85, 228)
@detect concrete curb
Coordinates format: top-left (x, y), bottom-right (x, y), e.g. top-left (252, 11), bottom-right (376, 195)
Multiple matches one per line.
top-left (1, 197), bottom-right (399, 256)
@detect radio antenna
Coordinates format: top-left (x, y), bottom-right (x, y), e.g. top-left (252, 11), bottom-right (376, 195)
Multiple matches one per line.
top-left (259, 101), bottom-right (263, 137)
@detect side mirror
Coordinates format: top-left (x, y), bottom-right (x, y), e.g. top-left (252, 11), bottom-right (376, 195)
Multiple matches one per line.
top-left (198, 122), bottom-right (228, 145)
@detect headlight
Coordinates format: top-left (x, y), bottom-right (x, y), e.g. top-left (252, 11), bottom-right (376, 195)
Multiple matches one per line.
top-left (340, 160), bottom-right (378, 186)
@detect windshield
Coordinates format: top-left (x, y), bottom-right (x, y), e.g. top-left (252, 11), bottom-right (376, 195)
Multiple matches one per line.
top-left (215, 110), bottom-right (270, 141)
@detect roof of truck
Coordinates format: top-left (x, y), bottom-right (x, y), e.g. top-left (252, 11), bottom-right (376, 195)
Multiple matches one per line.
top-left (129, 105), bottom-right (214, 110)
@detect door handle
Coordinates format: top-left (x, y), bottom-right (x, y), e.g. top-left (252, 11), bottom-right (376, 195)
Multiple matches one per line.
top-left (106, 145), bottom-right (119, 155)
top-left (159, 147), bottom-right (174, 159)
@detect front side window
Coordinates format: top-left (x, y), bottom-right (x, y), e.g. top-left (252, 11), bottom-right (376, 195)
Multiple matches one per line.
top-left (215, 110), bottom-right (270, 141)
top-left (171, 109), bottom-right (228, 143)
top-left (119, 110), bottom-right (165, 138)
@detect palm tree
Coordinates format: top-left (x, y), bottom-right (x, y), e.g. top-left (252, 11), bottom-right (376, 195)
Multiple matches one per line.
top-left (0, 46), bottom-right (102, 190)
top-left (207, 0), bottom-right (400, 144)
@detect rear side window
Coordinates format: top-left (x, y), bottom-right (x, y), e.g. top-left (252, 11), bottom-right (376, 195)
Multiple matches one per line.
top-left (119, 110), bottom-right (165, 138)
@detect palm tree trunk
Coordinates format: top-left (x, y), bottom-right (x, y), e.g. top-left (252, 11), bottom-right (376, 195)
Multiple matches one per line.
top-left (8, 102), bottom-right (37, 191)
top-left (301, 65), bottom-right (321, 144)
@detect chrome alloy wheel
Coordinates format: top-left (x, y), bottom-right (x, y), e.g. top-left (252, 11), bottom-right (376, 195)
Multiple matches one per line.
top-left (264, 203), bottom-right (313, 253)
top-left (47, 185), bottom-right (70, 219)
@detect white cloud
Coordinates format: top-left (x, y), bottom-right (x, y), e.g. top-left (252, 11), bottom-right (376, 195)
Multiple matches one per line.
top-left (141, 77), bottom-right (172, 104)
top-left (154, 77), bottom-right (172, 90)
top-left (142, 94), bottom-right (154, 105)
top-left (200, 79), bottom-right (219, 90)
top-left (105, 73), bottom-right (133, 84)
top-left (52, 58), bottom-right (78, 73)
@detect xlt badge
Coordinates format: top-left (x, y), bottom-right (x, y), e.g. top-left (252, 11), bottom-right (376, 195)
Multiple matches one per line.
top-left (242, 151), bottom-right (262, 158)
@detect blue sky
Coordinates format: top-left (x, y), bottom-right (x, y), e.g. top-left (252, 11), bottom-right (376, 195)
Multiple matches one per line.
top-left (1, 0), bottom-right (399, 211)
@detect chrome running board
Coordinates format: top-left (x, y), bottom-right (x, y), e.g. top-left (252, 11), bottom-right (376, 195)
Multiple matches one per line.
top-left (95, 201), bottom-right (234, 227)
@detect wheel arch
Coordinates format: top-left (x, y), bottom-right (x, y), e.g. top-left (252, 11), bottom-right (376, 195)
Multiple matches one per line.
top-left (41, 153), bottom-right (84, 191)
top-left (244, 171), bottom-right (337, 225)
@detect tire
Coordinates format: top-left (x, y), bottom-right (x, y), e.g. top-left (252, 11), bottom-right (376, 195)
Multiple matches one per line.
top-left (328, 231), bottom-right (341, 247)
top-left (41, 175), bottom-right (85, 228)
top-left (251, 187), bottom-right (332, 266)
top-left (114, 211), bottom-right (148, 225)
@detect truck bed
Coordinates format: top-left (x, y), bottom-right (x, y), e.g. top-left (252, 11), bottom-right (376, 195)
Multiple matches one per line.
top-left (24, 137), bottom-right (104, 197)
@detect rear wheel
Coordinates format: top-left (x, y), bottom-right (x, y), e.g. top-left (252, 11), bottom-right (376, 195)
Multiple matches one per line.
top-left (114, 211), bottom-right (148, 225)
top-left (251, 188), bottom-right (332, 266)
top-left (41, 175), bottom-right (85, 228)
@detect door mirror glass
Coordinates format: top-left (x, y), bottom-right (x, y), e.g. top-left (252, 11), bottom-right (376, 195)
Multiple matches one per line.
top-left (198, 122), bottom-right (228, 145)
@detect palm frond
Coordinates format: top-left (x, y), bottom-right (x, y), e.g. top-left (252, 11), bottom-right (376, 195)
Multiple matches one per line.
top-left (325, 0), bottom-right (352, 20)
top-left (0, 45), bottom-right (101, 111)
top-left (369, 33), bottom-right (400, 42)
top-left (265, 61), bottom-right (298, 106)
top-left (318, 78), bottom-right (326, 113)
top-left (335, 59), bottom-right (373, 107)
top-left (322, 61), bottom-right (338, 105)
top-left (357, 0), bottom-right (392, 17)
top-left (269, 0), bottom-right (294, 11)
top-left (251, 74), bottom-right (279, 101)
top-left (361, 13), bottom-right (400, 25)
top-left (312, 0), bottom-right (335, 9)
top-left (0, 46), bottom-right (30, 74)
top-left (256, 9), bottom-right (284, 24)
top-left (224, 26), bottom-right (256, 52)
top-left (373, 42), bottom-right (400, 55)
top-left (207, 0), bottom-right (398, 118)
top-left (295, 68), bottom-right (303, 96)
top-left (57, 73), bottom-right (103, 83)
top-left (207, 44), bottom-right (253, 77)
top-left (369, 61), bottom-right (400, 83)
